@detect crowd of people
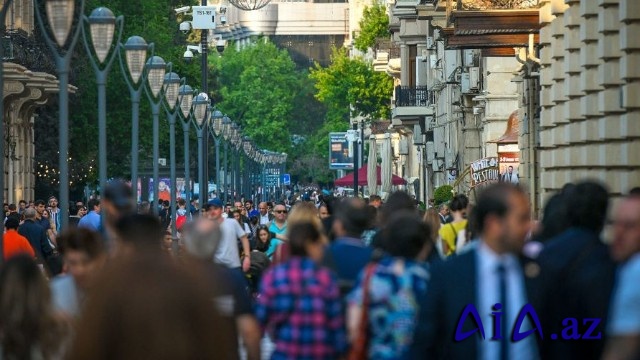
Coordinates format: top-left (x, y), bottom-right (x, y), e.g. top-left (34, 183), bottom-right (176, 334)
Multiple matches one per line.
top-left (0, 179), bottom-right (639, 360)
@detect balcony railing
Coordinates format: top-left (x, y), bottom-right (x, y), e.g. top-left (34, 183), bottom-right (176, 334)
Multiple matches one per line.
top-left (375, 38), bottom-right (401, 59)
top-left (395, 86), bottom-right (433, 107)
top-left (457, 0), bottom-right (539, 11)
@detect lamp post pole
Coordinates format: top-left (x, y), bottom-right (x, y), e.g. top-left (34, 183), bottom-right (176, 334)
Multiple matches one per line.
top-left (34, 0), bottom-right (87, 230)
top-left (200, 0), bottom-right (210, 205)
top-left (178, 84), bottom-right (194, 212)
top-left (192, 93), bottom-right (209, 205)
top-left (223, 141), bottom-right (228, 204)
top-left (163, 72), bottom-right (182, 237)
top-left (144, 56), bottom-right (167, 214)
top-left (82, 7), bottom-right (124, 229)
top-left (0, 0), bottom-right (12, 222)
top-left (119, 36), bottom-right (150, 203)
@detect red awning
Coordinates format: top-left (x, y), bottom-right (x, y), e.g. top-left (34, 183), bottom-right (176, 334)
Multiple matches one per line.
top-left (334, 164), bottom-right (407, 187)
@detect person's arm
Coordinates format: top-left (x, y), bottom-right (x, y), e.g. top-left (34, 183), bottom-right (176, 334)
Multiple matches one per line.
top-left (240, 234), bottom-right (251, 272)
top-left (237, 315), bottom-right (261, 360)
top-left (235, 220), bottom-right (251, 271)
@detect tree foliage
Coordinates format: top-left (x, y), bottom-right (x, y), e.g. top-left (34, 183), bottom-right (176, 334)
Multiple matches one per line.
top-left (214, 40), bottom-right (300, 153)
top-left (353, 4), bottom-right (389, 52)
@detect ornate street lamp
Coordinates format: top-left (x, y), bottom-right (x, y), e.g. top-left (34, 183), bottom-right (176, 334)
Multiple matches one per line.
top-left (163, 72), bottom-right (182, 237)
top-left (210, 110), bottom-right (224, 198)
top-left (83, 7), bottom-right (124, 223)
top-left (221, 115), bottom-right (231, 203)
top-left (34, 0), bottom-right (86, 230)
top-left (178, 84), bottom-right (194, 207)
top-left (192, 93), bottom-right (209, 203)
top-left (119, 35), bottom-right (150, 201)
top-left (145, 56), bottom-right (167, 212)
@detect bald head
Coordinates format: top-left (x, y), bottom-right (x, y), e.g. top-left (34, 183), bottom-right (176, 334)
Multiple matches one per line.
top-left (258, 202), bottom-right (269, 216)
top-left (610, 196), bottom-right (640, 263)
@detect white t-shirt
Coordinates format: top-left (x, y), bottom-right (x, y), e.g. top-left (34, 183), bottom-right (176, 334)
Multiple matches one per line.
top-left (214, 218), bottom-right (245, 269)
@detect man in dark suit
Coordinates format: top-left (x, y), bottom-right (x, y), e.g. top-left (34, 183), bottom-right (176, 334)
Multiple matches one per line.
top-left (438, 203), bottom-right (452, 224)
top-left (18, 208), bottom-right (54, 265)
top-left (532, 181), bottom-right (615, 360)
top-left (412, 183), bottom-right (538, 360)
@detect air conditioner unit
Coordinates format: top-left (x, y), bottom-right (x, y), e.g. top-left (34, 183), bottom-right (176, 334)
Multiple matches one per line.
top-left (461, 72), bottom-right (471, 93)
top-left (469, 67), bottom-right (480, 90)
top-left (427, 36), bottom-right (434, 49)
top-left (445, 149), bottom-right (455, 169)
top-left (426, 141), bottom-right (435, 164)
top-left (413, 125), bottom-right (424, 145)
top-left (399, 139), bottom-right (409, 154)
top-left (464, 49), bottom-right (476, 67)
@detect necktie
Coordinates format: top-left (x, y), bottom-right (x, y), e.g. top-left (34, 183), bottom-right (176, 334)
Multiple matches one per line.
top-left (497, 263), bottom-right (508, 360)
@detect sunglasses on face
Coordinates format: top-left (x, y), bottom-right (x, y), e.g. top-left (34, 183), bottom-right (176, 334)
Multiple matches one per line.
top-left (275, 210), bottom-right (288, 214)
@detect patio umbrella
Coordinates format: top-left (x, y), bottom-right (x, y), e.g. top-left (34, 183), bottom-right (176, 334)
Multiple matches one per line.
top-left (381, 133), bottom-right (392, 199)
top-left (367, 136), bottom-right (378, 195)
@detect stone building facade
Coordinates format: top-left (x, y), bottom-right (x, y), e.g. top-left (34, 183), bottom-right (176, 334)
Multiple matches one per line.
top-left (2, 0), bottom-right (60, 203)
top-left (535, 0), bottom-right (640, 205)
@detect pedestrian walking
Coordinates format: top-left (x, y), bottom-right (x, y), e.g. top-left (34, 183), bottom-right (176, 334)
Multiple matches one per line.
top-left (412, 183), bottom-right (538, 359)
top-left (255, 221), bottom-right (347, 360)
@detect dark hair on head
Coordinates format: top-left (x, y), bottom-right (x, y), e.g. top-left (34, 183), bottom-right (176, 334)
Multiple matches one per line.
top-left (289, 222), bottom-right (322, 257)
top-left (369, 195), bottom-right (382, 202)
top-left (450, 194), bottom-right (469, 212)
top-left (8, 204), bottom-right (16, 211)
top-left (163, 200), bottom-right (170, 207)
top-left (379, 210), bottom-right (433, 258)
top-left (178, 198), bottom-right (186, 206)
top-left (0, 255), bottom-right (68, 359)
top-left (255, 227), bottom-right (272, 252)
top-left (474, 183), bottom-right (525, 234)
top-left (564, 180), bottom-right (609, 234)
top-left (18, 200), bottom-right (26, 205)
top-left (88, 199), bottom-right (100, 210)
top-left (365, 205), bottom-right (378, 230)
top-left (379, 191), bottom-right (416, 226)
top-left (5, 217), bottom-right (20, 230)
top-left (68, 256), bottom-right (235, 360)
top-left (245, 200), bottom-right (253, 205)
top-left (630, 187), bottom-right (640, 196)
top-left (322, 195), bottom-right (336, 215)
top-left (114, 214), bottom-right (165, 251)
top-left (534, 192), bottom-right (570, 242)
top-left (58, 228), bottom-right (105, 259)
top-left (335, 198), bottom-right (370, 237)
top-left (34, 199), bottom-right (45, 207)
top-left (232, 208), bottom-right (241, 215)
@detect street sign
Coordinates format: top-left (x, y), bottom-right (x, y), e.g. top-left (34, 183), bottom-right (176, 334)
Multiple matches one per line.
top-left (191, 6), bottom-right (217, 29)
top-left (282, 173), bottom-right (291, 185)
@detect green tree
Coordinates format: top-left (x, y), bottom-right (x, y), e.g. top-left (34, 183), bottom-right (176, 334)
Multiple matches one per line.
top-left (310, 47), bottom-right (392, 123)
top-left (214, 39), bottom-right (319, 154)
top-left (353, 4), bottom-right (390, 52)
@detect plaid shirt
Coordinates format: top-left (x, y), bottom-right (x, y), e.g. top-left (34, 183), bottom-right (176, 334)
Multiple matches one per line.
top-left (255, 256), bottom-right (347, 360)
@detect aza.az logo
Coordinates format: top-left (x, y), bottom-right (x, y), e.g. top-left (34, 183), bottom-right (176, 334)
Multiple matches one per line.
top-left (455, 303), bottom-right (602, 342)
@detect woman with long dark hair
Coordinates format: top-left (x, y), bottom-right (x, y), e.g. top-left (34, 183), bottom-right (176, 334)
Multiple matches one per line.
top-left (0, 255), bottom-right (70, 359)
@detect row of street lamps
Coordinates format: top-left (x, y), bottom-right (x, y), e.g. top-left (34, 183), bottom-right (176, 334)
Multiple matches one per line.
top-left (28, 0), bottom-right (287, 234)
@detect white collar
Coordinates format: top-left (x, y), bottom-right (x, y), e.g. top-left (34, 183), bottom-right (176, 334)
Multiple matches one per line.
top-left (477, 240), bottom-right (518, 272)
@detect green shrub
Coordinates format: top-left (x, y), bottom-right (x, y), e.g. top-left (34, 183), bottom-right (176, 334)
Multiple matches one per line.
top-left (434, 185), bottom-right (454, 205)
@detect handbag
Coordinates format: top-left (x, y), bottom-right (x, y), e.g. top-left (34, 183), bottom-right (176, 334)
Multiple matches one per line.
top-left (348, 263), bottom-right (377, 360)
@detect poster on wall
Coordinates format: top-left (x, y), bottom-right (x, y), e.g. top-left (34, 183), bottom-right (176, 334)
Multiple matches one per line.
top-left (498, 152), bottom-right (520, 184)
top-left (148, 178), bottom-right (171, 202)
top-left (470, 157), bottom-right (500, 188)
top-left (329, 132), bottom-right (354, 170)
